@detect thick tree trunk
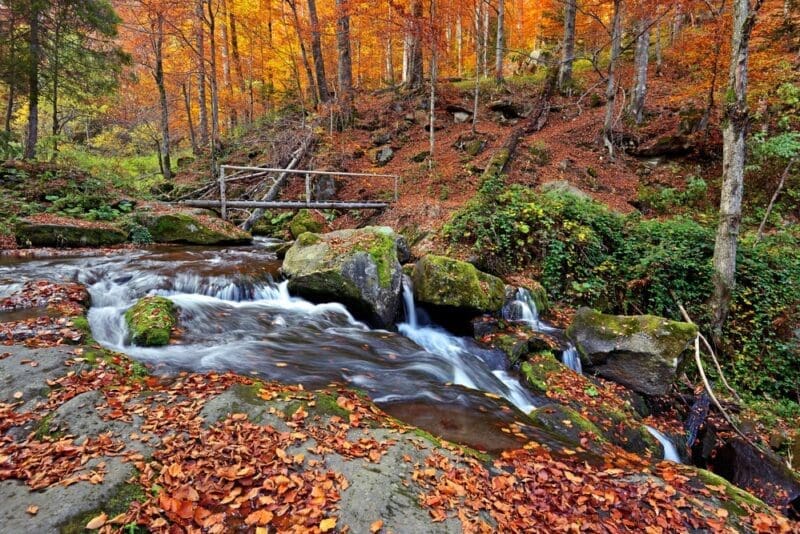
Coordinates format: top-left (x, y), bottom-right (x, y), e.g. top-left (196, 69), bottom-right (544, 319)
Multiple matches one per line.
top-left (482, 2), bottom-right (489, 78)
top-left (602, 0), bottom-right (622, 157)
top-left (404, 0), bottom-right (423, 89)
top-left (306, 0), bottom-right (329, 102)
top-left (630, 20), bottom-right (650, 124)
top-left (24, 7), bottom-right (41, 160)
top-left (711, 0), bottom-right (763, 341)
top-left (228, 8), bottom-right (246, 96)
top-left (220, 0), bottom-right (236, 128)
top-left (557, 0), bottom-right (577, 92)
top-left (429, 0), bottom-right (437, 163)
top-left (196, 0), bottom-right (209, 150)
top-left (335, 0), bottom-right (354, 126)
top-left (494, 0), bottom-right (505, 82)
top-left (153, 14), bottom-right (172, 180)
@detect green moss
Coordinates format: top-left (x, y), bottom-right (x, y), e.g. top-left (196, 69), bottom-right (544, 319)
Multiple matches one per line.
top-left (412, 255), bottom-right (506, 313)
top-left (360, 231), bottom-right (397, 289)
top-left (297, 232), bottom-right (321, 246)
top-left (289, 209), bottom-right (324, 239)
top-left (16, 219), bottom-right (127, 248)
top-left (60, 479), bottom-right (148, 534)
top-left (231, 382), bottom-right (266, 404)
top-left (529, 404), bottom-right (608, 449)
top-left (136, 212), bottom-right (251, 245)
top-left (34, 413), bottom-right (64, 440)
top-left (520, 352), bottom-right (561, 395)
top-left (311, 392), bottom-right (351, 418)
top-left (691, 468), bottom-right (769, 517)
top-left (124, 296), bottom-right (176, 347)
top-left (482, 148), bottom-right (510, 181)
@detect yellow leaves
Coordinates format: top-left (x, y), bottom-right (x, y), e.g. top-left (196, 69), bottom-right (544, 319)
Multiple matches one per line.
top-left (245, 509), bottom-right (274, 526)
top-left (85, 512), bottom-right (107, 529)
top-left (319, 517), bottom-right (337, 531)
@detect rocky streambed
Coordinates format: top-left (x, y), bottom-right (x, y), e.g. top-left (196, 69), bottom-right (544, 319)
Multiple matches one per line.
top-left (0, 227), bottom-right (798, 531)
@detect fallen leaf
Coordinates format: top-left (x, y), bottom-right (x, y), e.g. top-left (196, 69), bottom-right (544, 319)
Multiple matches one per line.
top-left (370, 519), bottom-right (383, 532)
top-left (26, 505), bottom-right (38, 515)
top-left (85, 512), bottom-right (107, 529)
top-left (320, 517), bottom-right (337, 532)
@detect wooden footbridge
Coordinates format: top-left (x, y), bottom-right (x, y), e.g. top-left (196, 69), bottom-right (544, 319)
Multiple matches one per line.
top-left (181, 164), bottom-right (400, 222)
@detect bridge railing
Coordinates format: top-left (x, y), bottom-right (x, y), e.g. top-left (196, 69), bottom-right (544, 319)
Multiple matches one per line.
top-left (215, 165), bottom-right (400, 220)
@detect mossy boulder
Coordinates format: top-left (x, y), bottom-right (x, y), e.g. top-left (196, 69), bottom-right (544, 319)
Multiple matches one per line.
top-left (289, 209), bottom-right (325, 239)
top-left (281, 226), bottom-right (403, 328)
top-left (520, 352), bottom-right (664, 458)
top-left (528, 404), bottom-right (608, 454)
top-left (411, 255), bottom-right (506, 316)
top-left (124, 296), bottom-right (177, 347)
top-left (566, 307), bottom-right (697, 395)
top-left (135, 210), bottom-right (251, 245)
top-left (15, 216), bottom-right (127, 248)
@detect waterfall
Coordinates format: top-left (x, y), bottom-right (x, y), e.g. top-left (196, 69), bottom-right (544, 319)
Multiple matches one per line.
top-left (399, 277), bottom-right (537, 414)
top-left (645, 425), bottom-right (682, 463)
top-left (503, 288), bottom-right (539, 329)
top-left (401, 275), bottom-right (417, 328)
top-left (561, 345), bottom-right (583, 374)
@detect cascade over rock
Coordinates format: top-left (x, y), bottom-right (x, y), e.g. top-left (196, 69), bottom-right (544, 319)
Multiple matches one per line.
top-left (135, 209), bottom-right (252, 245)
top-left (410, 255), bottom-right (506, 316)
top-left (566, 307), bottom-right (697, 395)
top-left (281, 226), bottom-right (403, 328)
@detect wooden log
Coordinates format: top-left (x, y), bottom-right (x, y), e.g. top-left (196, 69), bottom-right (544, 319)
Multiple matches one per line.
top-left (182, 200), bottom-right (388, 210)
top-left (240, 134), bottom-right (315, 231)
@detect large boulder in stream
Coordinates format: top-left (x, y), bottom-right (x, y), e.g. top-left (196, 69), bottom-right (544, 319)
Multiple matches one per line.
top-left (281, 226), bottom-right (403, 328)
top-left (15, 215), bottom-right (127, 248)
top-left (125, 296), bottom-right (177, 346)
top-left (411, 255), bottom-right (505, 316)
top-left (135, 209), bottom-right (251, 245)
top-left (566, 307), bottom-right (697, 395)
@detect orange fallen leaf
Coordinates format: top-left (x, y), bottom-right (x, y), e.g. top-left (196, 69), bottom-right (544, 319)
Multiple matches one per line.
top-left (85, 512), bottom-right (107, 529)
top-left (245, 509), bottom-right (274, 526)
top-left (26, 505), bottom-right (38, 515)
top-left (370, 519), bottom-right (383, 532)
top-left (320, 517), bottom-right (337, 532)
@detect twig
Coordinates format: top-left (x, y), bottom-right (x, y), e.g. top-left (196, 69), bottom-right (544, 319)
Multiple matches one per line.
top-left (756, 158), bottom-right (795, 244)
top-left (675, 303), bottom-right (758, 449)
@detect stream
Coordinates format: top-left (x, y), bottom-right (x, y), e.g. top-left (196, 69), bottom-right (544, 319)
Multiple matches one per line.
top-left (0, 241), bottom-right (546, 452)
top-left (0, 240), bottom-right (680, 459)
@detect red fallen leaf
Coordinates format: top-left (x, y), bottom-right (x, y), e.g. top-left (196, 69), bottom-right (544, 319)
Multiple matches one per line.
top-left (245, 509), bottom-right (274, 526)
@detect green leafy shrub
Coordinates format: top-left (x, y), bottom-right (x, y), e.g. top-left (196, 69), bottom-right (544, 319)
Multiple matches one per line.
top-left (128, 223), bottom-right (153, 245)
top-left (446, 184), bottom-right (800, 400)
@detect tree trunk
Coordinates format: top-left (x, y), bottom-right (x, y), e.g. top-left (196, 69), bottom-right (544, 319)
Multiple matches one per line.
top-left (207, 0), bottom-right (221, 150)
top-left (335, 0), bottom-right (354, 126)
top-left (456, 14), bottom-right (463, 77)
top-left (711, 0), bottom-right (763, 341)
top-left (557, 0), bottom-right (577, 92)
top-left (220, 0), bottom-right (236, 128)
top-left (602, 0), bottom-right (622, 157)
top-left (183, 82), bottom-right (198, 153)
top-left (494, 0), bottom-right (505, 82)
top-left (51, 16), bottom-right (61, 159)
top-left (4, 85), bottom-right (13, 133)
top-left (24, 6), bottom-right (41, 160)
top-left (153, 13), bottom-right (172, 180)
top-left (429, 0), bottom-right (437, 164)
top-left (630, 19), bottom-right (650, 125)
top-left (404, 0), bottom-right (423, 89)
top-left (228, 8), bottom-right (246, 97)
top-left (288, 0), bottom-right (317, 107)
top-left (655, 22), bottom-right (663, 75)
top-left (196, 0), bottom-right (209, 150)
top-left (482, 2), bottom-right (489, 78)
top-left (307, 0), bottom-right (329, 102)
top-left (385, 0), bottom-right (395, 85)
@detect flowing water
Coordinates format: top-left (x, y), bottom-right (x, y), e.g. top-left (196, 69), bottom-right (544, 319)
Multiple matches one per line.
top-left (645, 425), bottom-right (682, 463)
top-left (0, 242), bottom-right (545, 452)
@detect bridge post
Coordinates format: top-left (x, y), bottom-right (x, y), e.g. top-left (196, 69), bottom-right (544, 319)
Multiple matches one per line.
top-left (305, 173), bottom-right (311, 206)
top-left (219, 166), bottom-right (227, 220)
